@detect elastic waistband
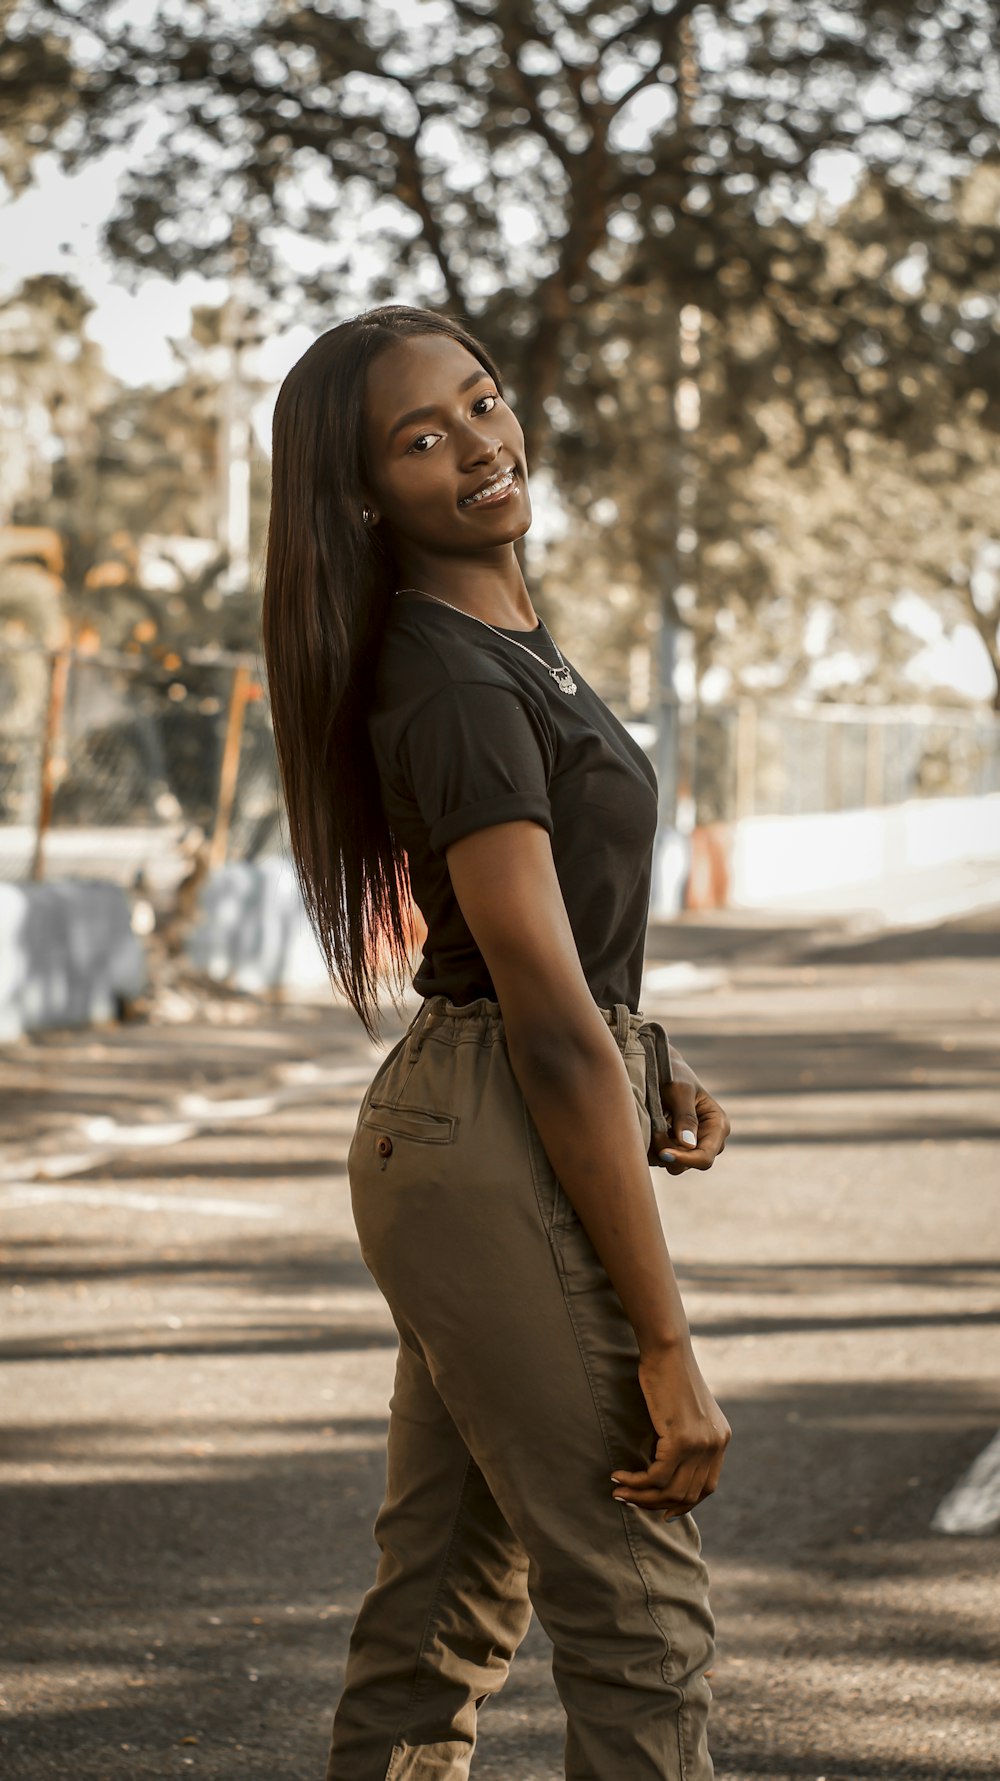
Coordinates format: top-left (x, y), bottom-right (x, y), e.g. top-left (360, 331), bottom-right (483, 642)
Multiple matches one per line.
top-left (402, 993), bottom-right (673, 1156)
top-left (403, 993), bottom-right (646, 1058)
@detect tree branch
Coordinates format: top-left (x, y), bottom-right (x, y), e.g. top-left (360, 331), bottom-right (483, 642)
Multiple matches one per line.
top-left (387, 123), bottom-right (467, 312)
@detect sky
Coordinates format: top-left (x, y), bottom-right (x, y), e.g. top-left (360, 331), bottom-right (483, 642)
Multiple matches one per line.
top-left (0, 144), bottom-right (313, 397)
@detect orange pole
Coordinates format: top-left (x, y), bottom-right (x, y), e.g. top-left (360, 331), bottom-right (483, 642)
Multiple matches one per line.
top-left (30, 645), bottom-right (72, 882)
top-left (209, 663), bottom-right (252, 870)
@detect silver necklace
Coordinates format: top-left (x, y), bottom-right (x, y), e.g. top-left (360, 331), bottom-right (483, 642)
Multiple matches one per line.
top-left (395, 587), bottom-right (578, 696)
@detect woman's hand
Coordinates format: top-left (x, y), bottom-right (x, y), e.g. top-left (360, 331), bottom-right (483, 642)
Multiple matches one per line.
top-left (655, 1046), bottom-right (731, 1176)
top-left (611, 1341), bottom-right (731, 1518)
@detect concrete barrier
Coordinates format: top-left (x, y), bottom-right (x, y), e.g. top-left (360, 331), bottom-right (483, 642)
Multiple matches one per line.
top-left (729, 793), bottom-right (1000, 906)
top-left (0, 880), bottom-right (147, 1042)
top-left (181, 794), bottom-right (1000, 1001)
top-left (184, 857), bottom-right (331, 993)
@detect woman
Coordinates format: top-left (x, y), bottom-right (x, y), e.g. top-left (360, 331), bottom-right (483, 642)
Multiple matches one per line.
top-left (262, 304), bottom-right (732, 1781)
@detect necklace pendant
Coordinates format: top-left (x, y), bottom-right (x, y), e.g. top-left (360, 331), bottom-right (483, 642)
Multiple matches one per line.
top-left (551, 665), bottom-right (578, 696)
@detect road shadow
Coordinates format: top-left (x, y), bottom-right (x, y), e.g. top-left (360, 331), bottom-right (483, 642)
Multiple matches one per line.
top-left (4, 1240), bottom-right (999, 1356)
top-left (1, 1230), bottom-right (373, 1292)
top-left (646, 903), bottom-right (1000, 973)
top-left (806, 908), bottom-right (1000, 968)
top-left (2, 1380), bottom-right (997, 1779)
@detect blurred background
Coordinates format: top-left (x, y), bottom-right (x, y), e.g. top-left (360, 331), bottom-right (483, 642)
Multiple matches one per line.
top-left (2, 0), bottom-right (999, 1009)
top-left (2, 4), bottom-right (999, 1779)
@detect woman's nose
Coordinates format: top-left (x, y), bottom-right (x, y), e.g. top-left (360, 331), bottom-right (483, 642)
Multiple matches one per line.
top-left (458, 428), bottom-right (502, 467)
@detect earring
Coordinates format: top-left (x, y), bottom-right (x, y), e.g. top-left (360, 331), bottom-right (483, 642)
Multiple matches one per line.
top-left (362, 507), bottom-right (376, 525)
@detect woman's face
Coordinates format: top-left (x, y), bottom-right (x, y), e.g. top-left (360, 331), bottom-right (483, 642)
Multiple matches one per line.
top-left (362, 333), bottom-right (531, 560)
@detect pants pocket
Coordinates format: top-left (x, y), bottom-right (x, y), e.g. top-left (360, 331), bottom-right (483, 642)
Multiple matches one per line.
top-left (361, 1101), bottom-right (458, 1145)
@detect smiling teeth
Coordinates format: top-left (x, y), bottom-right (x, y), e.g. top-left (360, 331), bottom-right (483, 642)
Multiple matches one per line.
top-left (460, 470), bottom-right (515, 506)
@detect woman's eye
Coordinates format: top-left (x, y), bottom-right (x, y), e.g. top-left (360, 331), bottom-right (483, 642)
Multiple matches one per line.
top-left (406, 396), bottom-right (498, 452)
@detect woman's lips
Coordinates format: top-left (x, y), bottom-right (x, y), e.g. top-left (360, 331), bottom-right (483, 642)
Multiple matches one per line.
top-left (458, 467), bottom-right (519, 509)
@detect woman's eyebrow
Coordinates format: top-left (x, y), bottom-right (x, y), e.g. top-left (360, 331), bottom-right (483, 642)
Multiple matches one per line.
top-left (386, 368), bottom-right (492, 443)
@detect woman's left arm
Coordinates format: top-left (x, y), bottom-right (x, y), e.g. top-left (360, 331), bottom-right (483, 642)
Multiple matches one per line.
top-left (655, 1044), bottom-right (732, 1176)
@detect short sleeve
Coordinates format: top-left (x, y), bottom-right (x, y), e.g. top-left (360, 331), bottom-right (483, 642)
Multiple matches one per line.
top-left (398, 681), bottom-right (554, 855)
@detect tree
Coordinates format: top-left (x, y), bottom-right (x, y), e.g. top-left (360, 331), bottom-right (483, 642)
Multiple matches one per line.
top-left (4, 0), bottom-right (999, 700)
top-left (691, 159), bottom-right (1000, 705)
top-left (0, 0), bottom-right (83, 193)
top-left (0, 275), bottom-right (269, 656)
top-left (0, 274), bottom-right (278, 836)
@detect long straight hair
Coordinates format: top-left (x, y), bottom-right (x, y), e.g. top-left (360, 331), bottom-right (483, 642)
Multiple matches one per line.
top-left (262, 305), bottom-right (505, 1038)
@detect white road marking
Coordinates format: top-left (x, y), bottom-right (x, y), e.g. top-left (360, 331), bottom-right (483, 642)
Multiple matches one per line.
top-left (0, 1152), bottom-right (100, 1183)
top-left (83, 1117), bottom-right (199, 1146)
top-left (1, 1184), bottom-right (281, 1220)
top-left (273, 1061), bottom-right (377, 1087)
top-left (932, 1428), bottom-right (1000, 1536)
top-left (642, 962), bottom-right (728, 994)
top-left (0, 1054), bottom-right (378, 1189)
top-left (176, 1093), bottom-right (278, 1120)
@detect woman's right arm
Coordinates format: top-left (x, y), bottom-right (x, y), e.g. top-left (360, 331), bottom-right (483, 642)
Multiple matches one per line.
top-left (444, 819), bottom-right (731, 1517)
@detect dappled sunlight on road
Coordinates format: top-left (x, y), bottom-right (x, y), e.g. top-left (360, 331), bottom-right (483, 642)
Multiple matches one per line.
top-left (2, 909), bottom-right (998, 1777)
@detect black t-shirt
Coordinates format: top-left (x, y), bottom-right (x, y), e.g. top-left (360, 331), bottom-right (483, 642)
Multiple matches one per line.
top-left (368, 591), bottom-right (659, 1011)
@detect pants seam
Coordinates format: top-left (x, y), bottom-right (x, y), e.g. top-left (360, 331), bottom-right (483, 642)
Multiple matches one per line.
top-left (521, 1080), bottom-right (686, 1686)
top-left (376, 1449), bottom-right (477, 1780)
top-left (405, 1450), bottom-right (477, 1709)
top-left (558, 1276), bottom-right (682, 1695)
top-left (521, 1093), bottom-right (563, 1234)
top-left (408, 1029), bottom-right (494, 1052)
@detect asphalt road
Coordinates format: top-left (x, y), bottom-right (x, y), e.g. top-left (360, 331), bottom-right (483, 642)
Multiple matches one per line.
top-left (2, 906), bottom-right (998, 1781)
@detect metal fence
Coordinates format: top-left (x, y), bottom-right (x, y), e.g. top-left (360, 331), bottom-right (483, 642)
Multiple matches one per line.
top-left (680, 698), bottom-right (1000, 827)
top-left (1, 644), bottom-right (997, 887)
top-left (0, 643), bottom-right (283, 888)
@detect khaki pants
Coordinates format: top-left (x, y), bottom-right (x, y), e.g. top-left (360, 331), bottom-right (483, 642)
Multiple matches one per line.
top-left (327, 995), bottom-right (715, 1781)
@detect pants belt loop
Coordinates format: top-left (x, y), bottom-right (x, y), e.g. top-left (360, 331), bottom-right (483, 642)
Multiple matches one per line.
top-left (404, 995), bottom-right (437, 1064)
top-left (612, 1002), bottom-right (631, 1050)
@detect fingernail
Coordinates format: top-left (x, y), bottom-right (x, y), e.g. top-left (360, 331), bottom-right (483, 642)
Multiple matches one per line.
top-left (612, 1492), bottom-right (628, 1501)
top-left (658, 1149), bottom-right (674, 1163)
top-left (610, 1475), bottom-right (622, 1483)
top-left (681, 1129), bottom-right (697, 1146)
